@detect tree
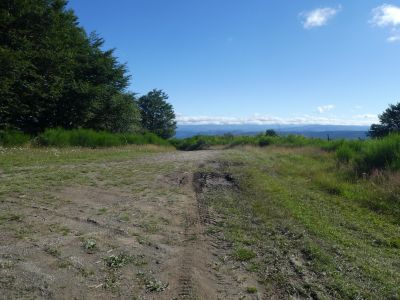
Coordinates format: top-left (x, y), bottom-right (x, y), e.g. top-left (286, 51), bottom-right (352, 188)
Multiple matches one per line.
top-left (265, 129), bottom-right (278, 137)
top-left (368, 102), bottom-right (400, 138)
top-left (137, 89), bottom-right (176, 138)
top-left (0, 0), bottom-right (135, 134)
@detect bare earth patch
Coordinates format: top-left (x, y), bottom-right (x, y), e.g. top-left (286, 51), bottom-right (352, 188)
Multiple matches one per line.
top-left (0, 149), bottom-right (260, 299)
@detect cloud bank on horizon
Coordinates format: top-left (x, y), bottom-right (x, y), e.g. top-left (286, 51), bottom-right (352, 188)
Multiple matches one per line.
top-left (176, 113), bottom-right (378, 126)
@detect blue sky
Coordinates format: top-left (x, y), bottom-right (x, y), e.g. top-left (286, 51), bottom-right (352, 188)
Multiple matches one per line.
top-left (67, 0), bottom-right (400, 125)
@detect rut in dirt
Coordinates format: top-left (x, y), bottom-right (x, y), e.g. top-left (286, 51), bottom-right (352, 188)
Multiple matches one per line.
top-left (175, 169), bottom-right (242, 300)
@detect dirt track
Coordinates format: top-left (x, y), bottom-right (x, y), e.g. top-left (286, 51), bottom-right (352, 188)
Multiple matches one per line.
top-left (0, 149), bottom-right (261, 299)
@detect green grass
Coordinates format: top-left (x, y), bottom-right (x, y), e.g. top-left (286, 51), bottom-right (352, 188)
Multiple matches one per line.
top-left (202, 146), bottom-right (400, 299)
top-left (0, 130), bottom-right (30, 146)
top-left (0, 128), bottom-right (170, 148)
top-left (36, 128), bottom-right (170, 147)
top-left (234, 247), bottom-right (256, 261)
top-left (246, 286), bottom-right (258, 294)
top-left (171, 134), bottom-right (330, 151)
top-left (174, 133), bottom-right (400, 175)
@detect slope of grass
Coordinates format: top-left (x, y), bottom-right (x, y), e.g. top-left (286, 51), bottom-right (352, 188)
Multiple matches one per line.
top-left (202, 146), bottom-right (400, 299)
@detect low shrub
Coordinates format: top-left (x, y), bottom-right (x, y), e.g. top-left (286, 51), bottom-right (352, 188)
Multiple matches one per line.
top-left (335, 144), bottom-right (354, 164)
top-left (36, 128), bottom-right (169, 148)
top-left (353, 134), bottom-right (400, 174)
top-left (0, 130), bottom-right (31, 146)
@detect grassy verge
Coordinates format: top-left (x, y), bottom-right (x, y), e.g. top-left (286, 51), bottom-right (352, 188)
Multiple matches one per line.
top-left (202, 146), bottom-right (400, 299)
top-left (0, 128), bottom-right (170, 148)
top-left (174, 133), bottom-right (400, 175)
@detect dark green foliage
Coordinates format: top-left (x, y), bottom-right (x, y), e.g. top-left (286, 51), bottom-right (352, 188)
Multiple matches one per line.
top-left (36, 128), bottom-right (169, 148)
top-left (258, 136), bottom-right (273, 147)
top-left (368, 124), bottom-right (389, 139)
top-left (369, 102), bottom-right (400, 138)
top-left (0, 0), bottom-right (136, 134)
top-left (138, 89), bottom-right (177, 139)
top-left (85, 92), bottom-right (141, 133)
top-left (0, 130), bottom-right (30, 146)
top-left (265, 129), bottom-right (278, 137)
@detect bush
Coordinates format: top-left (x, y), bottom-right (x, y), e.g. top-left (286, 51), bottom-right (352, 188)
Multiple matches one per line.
top-left (258, 137), bottom-right (273, 147)
top-left (0, 130), bottom-right (30, 146)
top-left (335, 144), bottom-right (354, 164)
top-left (353, 134), bottom-right (400, 174)
top-left (36, 128), bottom-right (169, 148)
top-left (265, 129), bottom-right (278, 137)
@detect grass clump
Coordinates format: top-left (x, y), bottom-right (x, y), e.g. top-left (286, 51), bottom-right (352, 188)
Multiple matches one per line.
top-left (83, 239), bottom-right (97, 253)
top-left (234, 247), bottom-right (256, 261)
top-left (44, 246), bottom-right (61, 257)
top-left (36, 128), bottom-right (169, 148)
top-left (104, 254), bottom-right (131, 269)
top-left (136, 271), bottom-right (168, 293)
top-left (145, 278), bottom-right (169, 293)
top-left (246, 286), bottom-right (258, 294)
top-left (0, 130), bottom-right (30, 146)
top-left (104, 253), bottom-right (146, 269)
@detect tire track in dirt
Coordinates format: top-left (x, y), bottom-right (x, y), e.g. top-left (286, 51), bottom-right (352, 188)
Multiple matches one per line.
top-left (175, 169), bottom-right (245, 300)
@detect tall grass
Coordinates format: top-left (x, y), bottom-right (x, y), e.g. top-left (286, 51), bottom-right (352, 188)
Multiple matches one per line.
top-left (173, 133), bottom-right (400, 174)
top-left (36, 128), bottom-right (169, 147)
top-left (171, 134), bottom-right (336, 150)
top-left (0, 130), bottom-right (31, 146)
top-left (346, 134), bottom-right (400, 174)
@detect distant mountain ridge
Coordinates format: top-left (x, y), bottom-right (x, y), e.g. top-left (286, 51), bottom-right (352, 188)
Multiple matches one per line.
top-left (175, 124), bottom-right (369, 139)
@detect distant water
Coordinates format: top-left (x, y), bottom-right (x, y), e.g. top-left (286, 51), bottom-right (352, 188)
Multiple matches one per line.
top-left (175, 125), bottom-right (369, 140)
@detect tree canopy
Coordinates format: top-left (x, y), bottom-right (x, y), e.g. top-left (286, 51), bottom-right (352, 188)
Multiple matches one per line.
top-left (0, 0), bottom-right (140, 134)
top-left (369, 102), bottom-right (400, 138)
top-left (138, 89), bottom-right (177, 139)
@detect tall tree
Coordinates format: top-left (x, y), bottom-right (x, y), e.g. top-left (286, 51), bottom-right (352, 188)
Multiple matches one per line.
top-left (0, 0), bottom-right (135, 133)
top-left (138, 89), bottom-right (176, 139)
top-left (369, 102), bottom-right (400, 138)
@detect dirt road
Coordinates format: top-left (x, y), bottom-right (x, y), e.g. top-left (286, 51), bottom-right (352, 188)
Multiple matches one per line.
top-left (0, 149), bottom-right (260, 299)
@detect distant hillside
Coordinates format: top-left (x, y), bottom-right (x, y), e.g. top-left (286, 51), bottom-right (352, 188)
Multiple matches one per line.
top-left (175, 124), bottom-right (369, 139)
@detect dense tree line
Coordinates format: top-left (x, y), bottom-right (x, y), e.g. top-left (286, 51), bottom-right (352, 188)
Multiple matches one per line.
top-left (0, 0), bottom-right (176, 138)
top-left (369, 102), bottom-right (400, 138)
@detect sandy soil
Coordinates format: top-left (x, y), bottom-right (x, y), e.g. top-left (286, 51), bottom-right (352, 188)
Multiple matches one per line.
top-left (0, 150), bottom-right (261, 299)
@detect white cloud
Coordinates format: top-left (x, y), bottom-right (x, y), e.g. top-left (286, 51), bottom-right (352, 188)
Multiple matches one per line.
top-left (317, 104), bottom-right (335, 113)
top-left (388, 34), bottom-right (400, 42)
top-left (371, 4), bottom-right (400, 27)
top-left (353, 114), bottom-right (378, 120)
top-left (176, 113), bottom-right (377, 126)
top-left (301, 6), bottom-right (341, 29)
top-left (371, 4), bottom-right (400, 42)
